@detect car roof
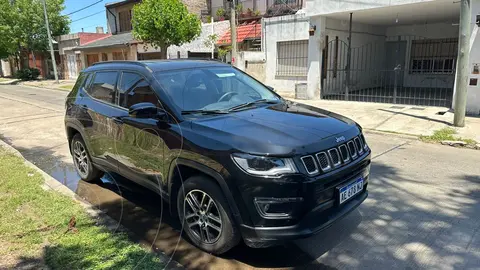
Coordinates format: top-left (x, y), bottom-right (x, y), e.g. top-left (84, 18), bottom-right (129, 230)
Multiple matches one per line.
top-left (83, 59), bottom-right (231, 73)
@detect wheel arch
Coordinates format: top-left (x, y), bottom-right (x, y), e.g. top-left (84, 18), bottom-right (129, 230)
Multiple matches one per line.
top-left (167, 158), bottom-right (244, 227)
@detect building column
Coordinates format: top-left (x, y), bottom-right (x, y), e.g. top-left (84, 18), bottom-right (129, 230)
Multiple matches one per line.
top-left (307, 16), bottom-right (326, 99)
top-left (465, 2), bottom-right (480, 115)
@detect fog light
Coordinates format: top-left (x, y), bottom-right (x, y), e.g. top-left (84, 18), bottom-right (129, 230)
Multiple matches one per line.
top-left (254, 197), bottom-right (303, 219)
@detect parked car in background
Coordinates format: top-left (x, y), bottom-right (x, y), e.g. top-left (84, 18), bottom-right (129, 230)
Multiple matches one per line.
top-left (65, 60), bottom-right (371, 254)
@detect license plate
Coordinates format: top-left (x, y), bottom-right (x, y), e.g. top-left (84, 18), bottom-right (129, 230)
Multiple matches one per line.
top-left (339, 178), bottom-right (364, 204)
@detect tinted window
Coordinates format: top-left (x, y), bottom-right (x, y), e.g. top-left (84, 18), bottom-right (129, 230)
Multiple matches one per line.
top-left (154, 67), bottom-right (279, 111)
top-left (88, 71), bottom-right (118, 104)
top-left (119, 72), bottom-right (160, 108)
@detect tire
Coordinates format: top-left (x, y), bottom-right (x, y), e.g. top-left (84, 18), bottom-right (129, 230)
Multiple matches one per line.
top-left (177, 175), bottom-right (241, 255)
top-left (71, 133), bottom-right (104, 182)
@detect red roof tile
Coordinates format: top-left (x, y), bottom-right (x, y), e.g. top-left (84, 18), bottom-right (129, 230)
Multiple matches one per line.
top-left (217, 23), bottom-right (261, 45)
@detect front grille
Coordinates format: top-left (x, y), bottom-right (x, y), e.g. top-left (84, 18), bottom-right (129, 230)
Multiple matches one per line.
top-left (354, 137), bottom-right (364, 154)
top-left (339, 144), bottom-right (350, 163)
top-left (328, 148), bottom-right (341, 167)
top-left (301, 156), bottom-right (318, 174)
top-left (316, 152), bottom-right (331, 171)
top-left (347, 141), bottom-right (358, 159)
top-left (301, 135), bottom-right (367, 175)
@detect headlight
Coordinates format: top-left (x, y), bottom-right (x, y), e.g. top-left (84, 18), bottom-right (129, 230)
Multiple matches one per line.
top-left (232, 153), bottom-right (297, 176)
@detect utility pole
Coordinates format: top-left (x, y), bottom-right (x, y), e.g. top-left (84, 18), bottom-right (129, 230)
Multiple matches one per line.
top-left (453, 0), bottom-right (471, 127)
top-left (230, 0), bottom-right (237, 66)
top-left (42, 0), bottom-right (59, 83)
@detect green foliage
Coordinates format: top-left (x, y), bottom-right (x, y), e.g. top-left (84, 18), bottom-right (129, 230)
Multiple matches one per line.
top-left (216, 7), bottom-right (225, 18)
top-left (203, 33), bottom-right (218, 49)
top-left (132, 0), bottom-right (201, 58)
top-left (420, 127), bottom-right (477, 146)
top-left (218, 46), bottom-right (231, 61)
top-left (253, 9), bottom-right (261, 16)
top-left (0, 148), bottom-right (165, 269)
top-left (15, 68), bottom-right (40, 80)
top-left (0, 0), bottom-right (69, 61)
top-left (236, 3), bottom-right (243, 12)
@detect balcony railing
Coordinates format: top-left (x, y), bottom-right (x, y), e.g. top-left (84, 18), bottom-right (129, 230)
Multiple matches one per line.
top-left (265, 0), bottom-right (303, 17)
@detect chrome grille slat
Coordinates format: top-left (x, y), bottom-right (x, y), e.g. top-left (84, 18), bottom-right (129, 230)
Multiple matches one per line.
top-left (328, 148), bottom-right (341, 167)
top-left (300, 136), bottom-right (367, 175)
top-left (347, 141), bottom-right (358, 159)
top-left (354, 137), bottom-right (364, 154)
top-left (339, 144), bottom-right (350, 162)
top-left (315, 152), bottom-right (331, 171)
top-left (301, 155), bottom-right (318, 174)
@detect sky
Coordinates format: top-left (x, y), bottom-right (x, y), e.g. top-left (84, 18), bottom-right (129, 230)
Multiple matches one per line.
top-left (62, 0), bottom-right (110, 34)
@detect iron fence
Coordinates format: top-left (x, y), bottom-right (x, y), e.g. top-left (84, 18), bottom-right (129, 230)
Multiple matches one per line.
top-left (322, 35), bottom-right (458, 107)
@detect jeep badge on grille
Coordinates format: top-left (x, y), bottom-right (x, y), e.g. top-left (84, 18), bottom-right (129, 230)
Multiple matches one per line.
top-left (336, 136), bottom-right (346, 143)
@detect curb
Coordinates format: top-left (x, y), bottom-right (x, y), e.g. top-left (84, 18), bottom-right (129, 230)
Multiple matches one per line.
top-left (0, 139), bottom-right (183, 269)
top-left (16, 84), bottom-right (70, 92)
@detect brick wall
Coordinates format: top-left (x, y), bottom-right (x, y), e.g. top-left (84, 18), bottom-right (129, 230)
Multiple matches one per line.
top-left (79, 33), bottom-right (111, 45)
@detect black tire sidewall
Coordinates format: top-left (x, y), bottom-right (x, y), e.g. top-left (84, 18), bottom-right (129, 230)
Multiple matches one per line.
top-left (177, 175), bottom-right (240, 255)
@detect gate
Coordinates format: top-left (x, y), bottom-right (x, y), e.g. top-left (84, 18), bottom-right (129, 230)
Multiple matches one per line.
top-left (321, 35), bottom-right (458, 107)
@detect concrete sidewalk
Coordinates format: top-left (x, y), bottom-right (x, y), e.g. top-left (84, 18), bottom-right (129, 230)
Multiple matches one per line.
top-left (287, 98), bottom-right (480, 142)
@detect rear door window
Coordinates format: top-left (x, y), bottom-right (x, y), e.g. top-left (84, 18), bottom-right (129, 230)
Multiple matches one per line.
top-left (87, 71), bottom-right (118, 104)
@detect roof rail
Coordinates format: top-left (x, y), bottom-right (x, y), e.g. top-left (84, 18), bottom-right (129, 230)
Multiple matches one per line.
top-left (91, 60), bottom-right (148, 67)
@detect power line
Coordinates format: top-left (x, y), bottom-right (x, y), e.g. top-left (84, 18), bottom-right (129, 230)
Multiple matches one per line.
top-left (71, 10), bottom-right (104, 22)
top-left (65, 0), bottom-right (103, 16)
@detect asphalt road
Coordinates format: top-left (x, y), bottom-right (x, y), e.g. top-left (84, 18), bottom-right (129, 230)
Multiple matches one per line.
top-left (1, 85), bottom-right (479, 269)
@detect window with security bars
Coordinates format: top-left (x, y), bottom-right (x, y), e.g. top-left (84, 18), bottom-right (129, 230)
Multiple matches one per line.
top-left (410, 38), bottom-right (458, 74)
top-left (276, 40), bottom-right (308, 77)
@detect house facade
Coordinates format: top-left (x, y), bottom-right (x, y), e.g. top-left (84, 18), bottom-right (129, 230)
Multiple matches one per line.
top-left (263, 0), bottom-right (480, 114)
top-left (74, 0), bottom-right (226, 69)
top-left (57, 30), bottom-right (111, 79)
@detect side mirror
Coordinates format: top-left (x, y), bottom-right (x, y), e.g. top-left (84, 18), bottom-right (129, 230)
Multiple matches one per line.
top-left (129, 102), bottom-right (158, 118)
top-left (266, 85), bottom-right (275, 92)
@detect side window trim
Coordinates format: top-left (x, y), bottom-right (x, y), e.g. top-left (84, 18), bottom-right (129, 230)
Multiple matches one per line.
top-left (119, 71), bottom-right (163, 110)
top-left (83, 70), bottom-right (123, 109)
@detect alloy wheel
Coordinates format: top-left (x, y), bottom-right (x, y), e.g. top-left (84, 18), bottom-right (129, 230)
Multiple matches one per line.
top-left (73, 141), bottom-right (89, 178)
top-left (183, 189), bottom-right (222, 244)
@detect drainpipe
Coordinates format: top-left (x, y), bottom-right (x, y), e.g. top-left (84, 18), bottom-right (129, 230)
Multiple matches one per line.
top-left (345, 12), bottom-right (352, 101)
top-left (107, 7), bottom-right (117, 34)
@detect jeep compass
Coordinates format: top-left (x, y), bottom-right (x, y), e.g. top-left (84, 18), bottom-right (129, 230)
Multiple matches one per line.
top-left (65, 60), bottom-right (370, 254)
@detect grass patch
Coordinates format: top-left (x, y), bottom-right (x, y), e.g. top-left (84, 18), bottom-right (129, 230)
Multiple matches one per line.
top-left (420, 127), bottom-right (477, 146)
top-left (0, 147), bottom-right (165, 269)
top-left (58, 84), bottom-right (74, 91)
top-left (0, 77), bottom-right (12, 82)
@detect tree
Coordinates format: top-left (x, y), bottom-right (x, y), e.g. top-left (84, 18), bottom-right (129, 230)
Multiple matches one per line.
top-left (0, 0), bottom-right (69, 68)
top-left (132, 0), bottom-right (201, 59)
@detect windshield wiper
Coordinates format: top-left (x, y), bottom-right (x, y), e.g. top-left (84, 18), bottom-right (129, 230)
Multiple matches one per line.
top-left (181, 109), bottom-right (229, 115)
top-left (228, 99), bottom-right (279, 112)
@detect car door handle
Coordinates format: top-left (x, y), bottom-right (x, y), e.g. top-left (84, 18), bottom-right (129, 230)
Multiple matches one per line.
top-left (113, 117), bottom-right (124, 124)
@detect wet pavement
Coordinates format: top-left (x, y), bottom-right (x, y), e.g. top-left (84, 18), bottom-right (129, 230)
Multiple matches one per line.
top-left (1, 85), bottom-right (480, 269)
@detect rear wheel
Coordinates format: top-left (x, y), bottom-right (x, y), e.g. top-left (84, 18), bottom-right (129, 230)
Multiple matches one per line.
top-left (177, 175), bottom-right (241, 254)
top-left (71, 133), bottom-right (103, 182)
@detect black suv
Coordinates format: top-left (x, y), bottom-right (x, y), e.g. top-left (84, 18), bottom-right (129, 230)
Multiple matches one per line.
top-left (65, 60), bottom-right (370, 254)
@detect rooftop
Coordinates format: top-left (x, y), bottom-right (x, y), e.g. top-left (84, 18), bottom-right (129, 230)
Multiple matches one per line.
top-left (76, 32), bottom-right (134, 50)
top-left (217, 22), bottom-right (261, 45)
top-left (85, 59), bottom-right (230, 72)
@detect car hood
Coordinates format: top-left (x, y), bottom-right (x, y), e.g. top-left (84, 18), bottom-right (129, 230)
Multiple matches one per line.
top-left (190, 101), bottom-right (360, 156)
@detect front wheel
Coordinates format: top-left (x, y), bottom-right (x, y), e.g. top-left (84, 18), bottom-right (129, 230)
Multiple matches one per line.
top-left (177, 176), bottom-right (241, 254)
top-left (71, 133), bottom-right (104, 182)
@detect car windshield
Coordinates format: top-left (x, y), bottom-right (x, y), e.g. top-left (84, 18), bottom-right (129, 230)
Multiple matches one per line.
top-left (153, 67), bottom-right (280, 112)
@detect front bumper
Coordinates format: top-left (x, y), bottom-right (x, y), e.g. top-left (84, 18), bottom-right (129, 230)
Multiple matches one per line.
top-left (240, 189), bottom-right (367, 247)
top-left (231, 150), bottom-right (371, 248)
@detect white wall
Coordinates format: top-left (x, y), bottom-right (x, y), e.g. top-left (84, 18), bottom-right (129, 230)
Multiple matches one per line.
top-left (305, 0), bottom-right (436, 17)
top-left (386, 22), bottom-right (459, 89)
top-left (264, 14), bottom-right (310, 93)
top-left (466, 1), bottom-right (480, 115)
